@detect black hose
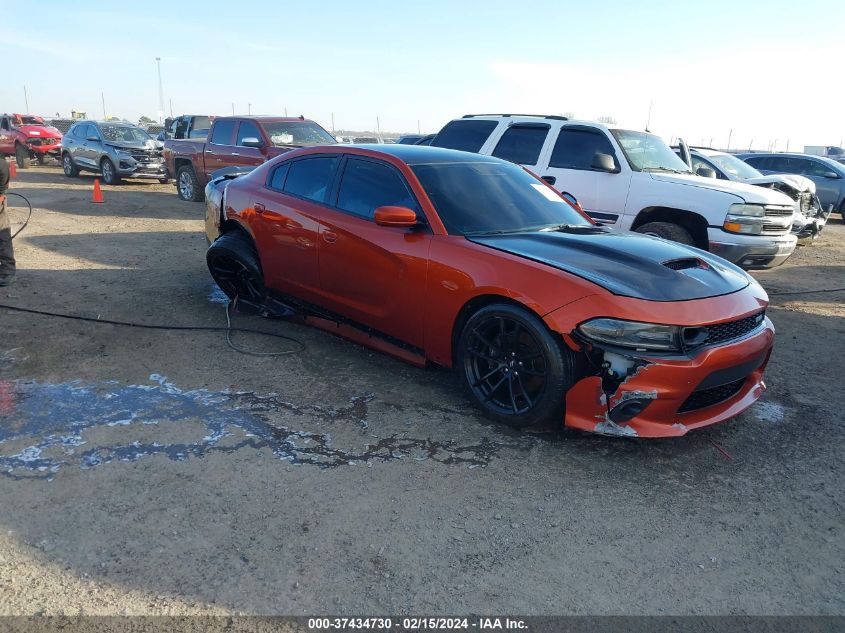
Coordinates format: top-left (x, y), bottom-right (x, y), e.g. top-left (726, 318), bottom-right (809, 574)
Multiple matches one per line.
top-left (5, 192), bottom-right (32, 238)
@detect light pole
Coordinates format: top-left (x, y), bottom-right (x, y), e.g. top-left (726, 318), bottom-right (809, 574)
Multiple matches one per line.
top-left (23, 85), bottom-right (29, 112)
top-left (156, 57), bottom-right (165, 124)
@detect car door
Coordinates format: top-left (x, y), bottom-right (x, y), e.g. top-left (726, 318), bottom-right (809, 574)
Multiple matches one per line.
top-left (539, 125), bottom-right (631, 224)
top-left (795, 158), bottom-right (842, 209)
top-left (75, 124), bottom-right (101, 168)
top-left (249, 155), bottom-right (340, 301)
top-left (316, 156), bottom-right (431, 349)
top-left (232, 120), bottom-right (268, 168)
top-left (203, 119), bottom-right (237, 179)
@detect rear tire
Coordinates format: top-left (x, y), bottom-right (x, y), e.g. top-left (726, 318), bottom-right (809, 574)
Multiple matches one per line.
top-left (15, 144), bottom-right (30, 169)
top-left (62, 153), bottom-right (79, 177)
top-left (634, 221), bottom-right (695, 246)
top-left (101, 158), bottom-right (120, 185)
top-left (206, 231), bottom-right (266, 306)
top-left (176, 165), bottom-right (203, 201)
top-left (456, 303), bottom-right (580, 429)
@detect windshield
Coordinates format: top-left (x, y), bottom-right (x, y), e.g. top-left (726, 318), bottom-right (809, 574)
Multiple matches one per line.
top-left (259, 121), bottom-right (336, 147)
top-left (706, 152), bottom-right (762, 180)
top-left (19, 116), bottom-right (45, 126)
top-left (100, 125), bottom-right (152, 143)
top-left (411, 161), bottom-right (591, 235)
top-left (612, 129), bottom-right (692, 173)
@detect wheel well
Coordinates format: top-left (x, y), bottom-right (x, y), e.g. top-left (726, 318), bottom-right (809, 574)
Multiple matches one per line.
top-left (631, 207), bottom-right (709, 249)
top-left (174, 158), bottom-right (193, 173)
top-left (451, 294), bottom-right (547, 365)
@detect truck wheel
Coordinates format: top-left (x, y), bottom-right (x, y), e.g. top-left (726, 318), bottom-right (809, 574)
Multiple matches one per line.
top-left (62, 153), bottom-right (79, 177)
top-left (206, 231), bottom-right (265, 306)
top-left (14, 144), bottom-right (30, 169)
top-left (100, 158), bottom-right (121, 185)
top-left (176, 165), bottom-right (203, 201)
top-left (635, 221), bottom-right (695, 246)
top-left (456, 303), bottom-right (581, 429)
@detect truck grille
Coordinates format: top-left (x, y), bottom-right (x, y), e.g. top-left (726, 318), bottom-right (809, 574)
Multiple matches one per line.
top-left (678, 378), bottom-right (746, 413)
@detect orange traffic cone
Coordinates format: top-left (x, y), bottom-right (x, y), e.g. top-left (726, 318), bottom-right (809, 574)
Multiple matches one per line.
top-left (92, 178), bottom-right (104, 204)
top-left (9, 160), bottom-right (16, 179)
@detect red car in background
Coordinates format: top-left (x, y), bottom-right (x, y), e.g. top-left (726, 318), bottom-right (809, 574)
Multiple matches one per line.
top-left (164, 115), bottom-right (336, 201)
top-left (204, 144), bottom-right (774, 438)
top-left (0, 113), bottom-right (63, 168)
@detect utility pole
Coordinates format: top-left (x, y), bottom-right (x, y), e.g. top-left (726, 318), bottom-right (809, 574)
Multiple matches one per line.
top-left (155, 57), bottom-right (165, 124)
top-left (101, 92), bottom-right (107, 119)
top-left (284, 107), bottom-right (288, 116)
top-left (232, 103), bottom-right (235, 115)
top-left (169, 98), bottom-right (173, 118)
top-left (417, 120), bottom-right (421, 134)
top-left (376, 116), bottom-right (381, 140)
top-left (23, 85), bottom-right (29, 112)
top-left (248, 103), bottom-right (252, 115)
top-left (727, 129), bottom-right (732, 151)
top-left (645, 100), bottom-right (653, 132)
top-left (786, 139), bottom-right (790, 152)
top-left (331, 113), bottom-right (335, 133)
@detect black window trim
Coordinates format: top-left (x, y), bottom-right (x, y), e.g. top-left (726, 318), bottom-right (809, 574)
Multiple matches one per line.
top-left (265, 161), bottom-right (292, 192)
top-left (328, 154), bottom-right (428, 228)
top-left (550, 125), bottom-right (620, 172)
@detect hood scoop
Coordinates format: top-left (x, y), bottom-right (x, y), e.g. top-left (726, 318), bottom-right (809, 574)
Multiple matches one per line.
top-left (662, 257), bottom-right (707, 271)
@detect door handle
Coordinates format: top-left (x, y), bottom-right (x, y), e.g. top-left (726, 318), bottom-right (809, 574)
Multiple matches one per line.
top-left (254, 203), bottom-right (265, 214)
top-left (231, 152), bottom-right (241, 156)
top-left (541, 176), bottom-right (556, 185)
top-left (322, 230), bottom-right (337, 243)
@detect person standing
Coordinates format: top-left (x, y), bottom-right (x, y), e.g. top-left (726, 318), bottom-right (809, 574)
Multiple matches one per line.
top-left (0, 158), bottom-right (15, 285)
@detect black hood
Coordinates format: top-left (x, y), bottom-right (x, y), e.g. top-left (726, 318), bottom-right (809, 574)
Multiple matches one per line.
top-left (469, 228), bottom-right (750, 301)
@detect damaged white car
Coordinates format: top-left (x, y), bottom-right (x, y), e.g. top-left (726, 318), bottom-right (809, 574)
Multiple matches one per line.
top-left (677, 143), bottom-right (830, 242)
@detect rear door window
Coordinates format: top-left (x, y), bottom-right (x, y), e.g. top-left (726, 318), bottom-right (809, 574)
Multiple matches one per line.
top-left (283, 156), bottom-right (339, 204)
top-left (491, 124), bottom-right (550, 165)
top-left (267, 163), bottom-right (290, 191)
top-left (549, 128), bottom-right (618, 170)
top-left (210, 120), bottom-right (236, 145)
top-left (431, 120), bottom-right (498, 152)
top-left (336, 158), bottom-right (418, 220)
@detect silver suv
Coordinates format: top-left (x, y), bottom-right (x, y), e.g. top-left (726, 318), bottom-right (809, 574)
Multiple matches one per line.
top-left (61, 121), bottom-right (168, 184)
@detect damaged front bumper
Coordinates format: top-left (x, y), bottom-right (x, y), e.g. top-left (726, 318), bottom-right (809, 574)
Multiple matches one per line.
top-left (563, 318), bottom-right (775, 438)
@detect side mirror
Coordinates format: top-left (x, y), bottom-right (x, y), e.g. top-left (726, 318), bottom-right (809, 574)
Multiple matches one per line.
top-left (696, 166), bottom-right (717, 178)
top-left (822, 170), bottom-right (841, 179)
top-left (86, 135), bottom-right (99, 142)
top-left (374, 205), bottom-right (418, 228)
top-left (591, 152), bottom-right (617, 173)
top-left (241, 137), bottom-right (264, 148)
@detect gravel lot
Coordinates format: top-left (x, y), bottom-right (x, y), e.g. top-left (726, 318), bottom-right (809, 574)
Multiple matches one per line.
top-left (0, 165), bottom-right (842, 616)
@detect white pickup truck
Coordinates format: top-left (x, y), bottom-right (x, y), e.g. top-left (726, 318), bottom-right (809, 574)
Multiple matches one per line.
top-left (431, 115), bottom-right (798, 268)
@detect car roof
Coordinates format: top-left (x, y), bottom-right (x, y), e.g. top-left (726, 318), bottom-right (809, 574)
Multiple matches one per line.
top-left (213, 116), bottom-right (314, 123)
top-left (339, 144), bottom-right (502, 165)
top-left (739, 152), bottom-right (843, 166)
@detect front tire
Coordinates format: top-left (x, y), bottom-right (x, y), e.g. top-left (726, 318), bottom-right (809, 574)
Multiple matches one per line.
top-left (62, 153), bottom-right (79, 177)
top-left (456, 303), bottom-right (580, 428)
top-left (634, 221), bottom-right (695, 246)
top-left (206, 231), bottom-right (266, 306)
top-left (100, 158), bottom-right (120, 185)
top-left (15, 144), bottom-right (30, 169)
top-left (176, 165), bottom-right (203, 201)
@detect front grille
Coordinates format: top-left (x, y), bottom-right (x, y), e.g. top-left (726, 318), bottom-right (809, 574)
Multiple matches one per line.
top-left (678, 378), bottom-right (745, 413)
top-left (703, 312), bottom-right (765, 346)
top-left (763, 205), bottom-right (794, 216)
top-left (130, 151), bottom-right (162, 164)
top-left (26, 137), bottom-right (59, 147)
top-left (762, 220), bottom-right (792, 234)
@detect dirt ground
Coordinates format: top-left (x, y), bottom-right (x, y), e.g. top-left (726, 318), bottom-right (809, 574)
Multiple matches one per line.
top-left (0, 164), bottom-right (842, 616)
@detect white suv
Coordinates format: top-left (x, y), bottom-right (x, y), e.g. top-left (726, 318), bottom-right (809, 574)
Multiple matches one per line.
top-left (431, 115), bottom-right (798, 268)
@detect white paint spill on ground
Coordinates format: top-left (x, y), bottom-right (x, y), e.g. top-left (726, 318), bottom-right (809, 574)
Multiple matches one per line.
top-left (750, 399), bottom-right (786, 424)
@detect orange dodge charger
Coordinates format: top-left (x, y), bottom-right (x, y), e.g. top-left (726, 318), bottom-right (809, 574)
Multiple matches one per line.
top-left (204, 145), bottom-right (773, 438)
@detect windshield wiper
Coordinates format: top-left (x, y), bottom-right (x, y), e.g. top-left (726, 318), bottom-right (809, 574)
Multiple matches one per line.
top-left (642, 167), bottom-right (689, 174)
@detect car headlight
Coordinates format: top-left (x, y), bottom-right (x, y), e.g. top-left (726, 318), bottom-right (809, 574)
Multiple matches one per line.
top-left (578, 318), bottom-right (681, 351)
top-left (116, 150), bottom-right (133, 159)
top-left (723, 203), bottom-right (765, 235)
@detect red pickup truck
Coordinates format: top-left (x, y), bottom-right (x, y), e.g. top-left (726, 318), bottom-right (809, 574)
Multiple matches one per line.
top-left (0, 113), bottom-right (63, 168)
top-left (163, 115), bottom-right (336, 201)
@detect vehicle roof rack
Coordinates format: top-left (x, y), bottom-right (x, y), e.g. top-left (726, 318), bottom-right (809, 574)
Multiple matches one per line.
top-left (462, 113), bottom-right (568, 120)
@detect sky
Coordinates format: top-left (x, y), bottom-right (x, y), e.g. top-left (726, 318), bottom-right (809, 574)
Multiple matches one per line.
top-left (1, 0), bottom-right (843, 150)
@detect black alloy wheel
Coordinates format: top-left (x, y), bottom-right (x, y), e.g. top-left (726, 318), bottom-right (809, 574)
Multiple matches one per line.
top-left (458, 303), bottom-right (580, 428)
top-left (206, 232), bottom-right (266, 306)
